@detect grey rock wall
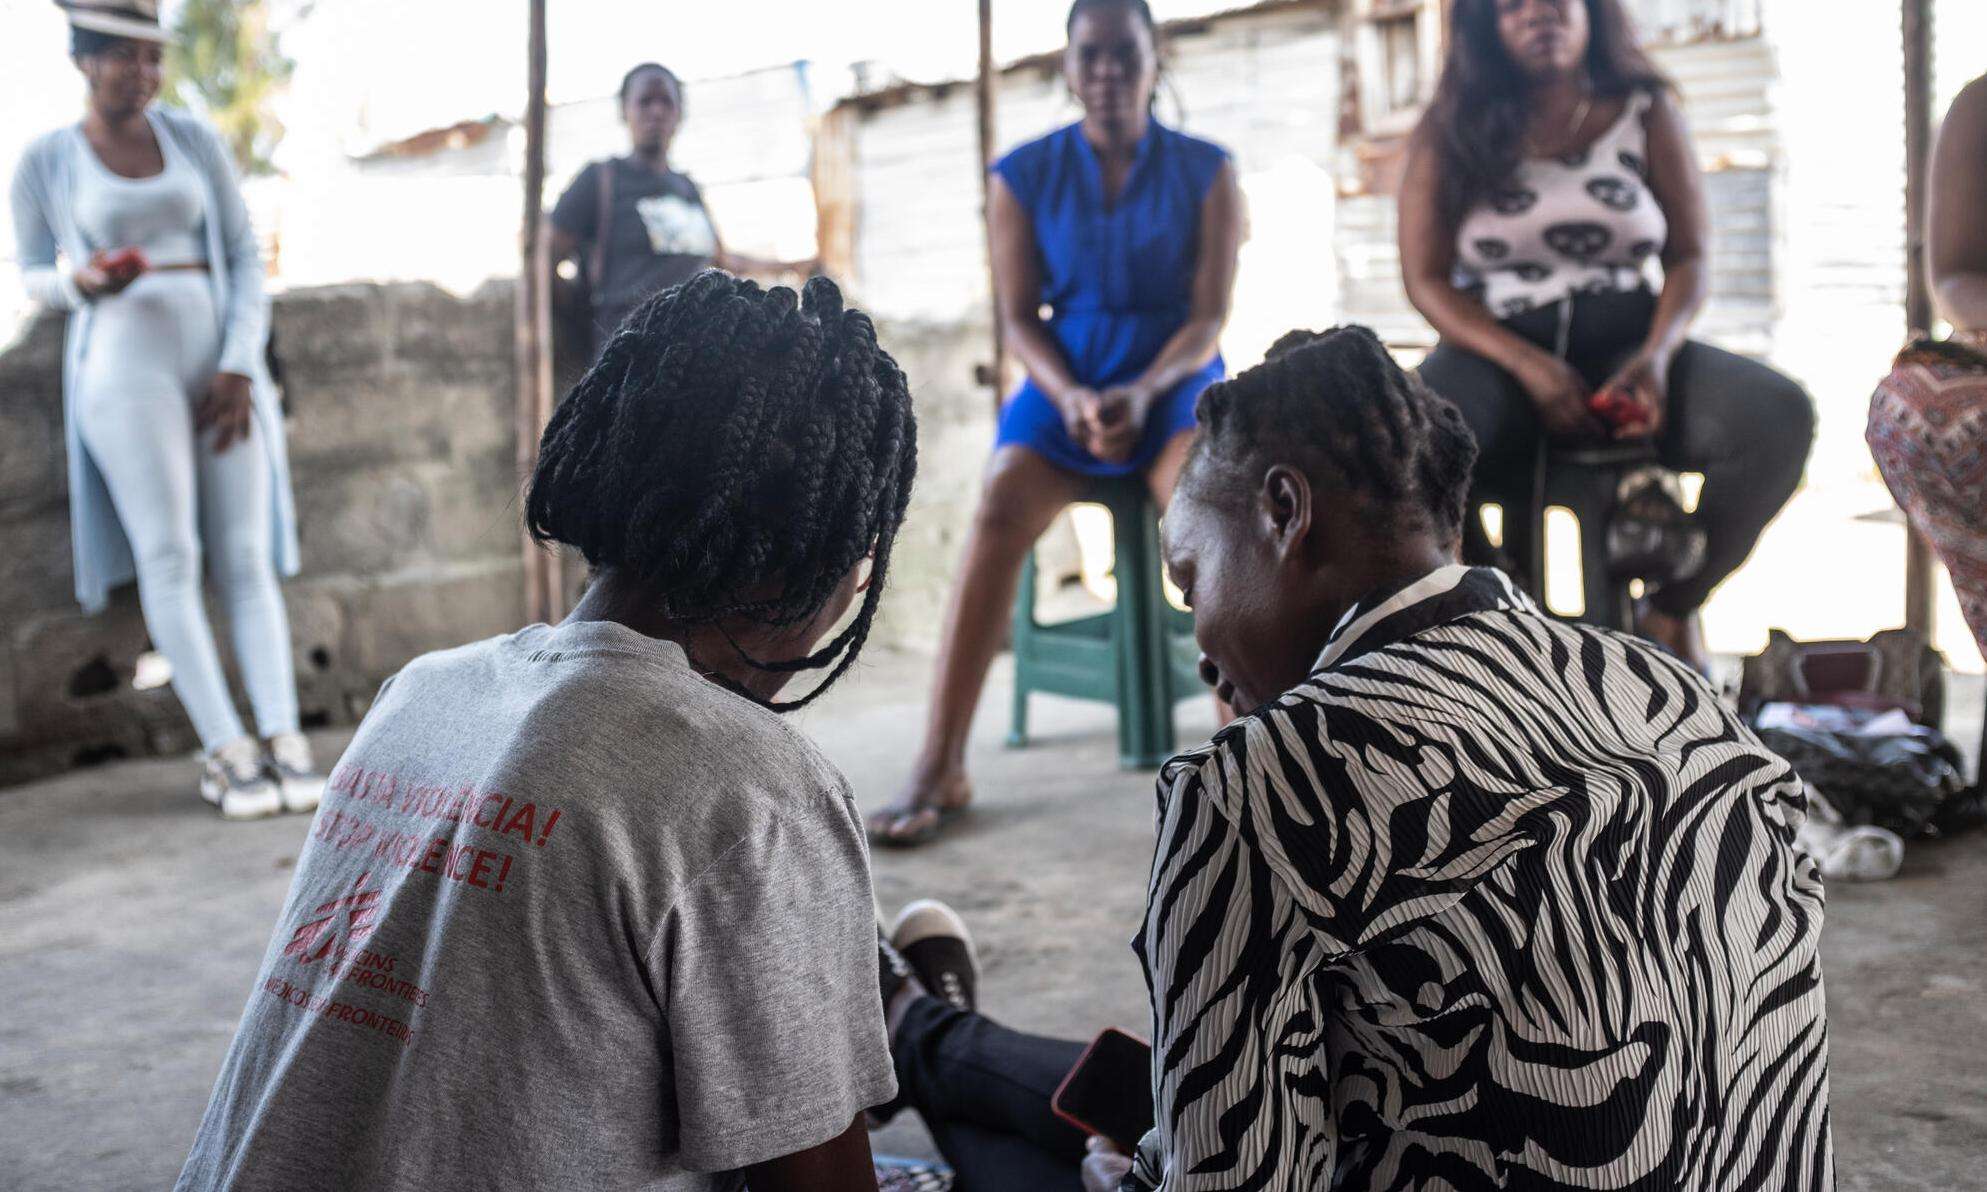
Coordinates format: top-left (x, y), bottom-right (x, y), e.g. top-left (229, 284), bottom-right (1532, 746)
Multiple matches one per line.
top-left (0, 282), bottom-right (527, 786)
top-left (861, 317), bottom-right (998, 654)
top-left (0, 281), bottom-right (995, 787)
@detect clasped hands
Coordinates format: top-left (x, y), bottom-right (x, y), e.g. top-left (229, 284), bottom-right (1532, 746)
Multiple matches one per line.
top-left (1059, 381), bottom-right (1157, 466)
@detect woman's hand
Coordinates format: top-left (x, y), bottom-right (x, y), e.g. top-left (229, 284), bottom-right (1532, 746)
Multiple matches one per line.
top-left (198, 372), bottom-right (255, 453)
top-left (1091, 381), bottom-right (1157, 465)
top-left (1061, 385), bottom-right (1145, 463)
top-left (1059, 386), bottom-right (1108, 452)
top-left (1596, 348), bottom-right (1672, 439)
top-left (1510, 349), bottom-right (1602, 441)
top-left (1081, 1137), bottom-right (1134, 1192)
top-left (73, 262), bottom-right (135, 300)
top-left (78, 247), bottom-right (150, 299)
top-left (71, 264), bottom-right (114, 299)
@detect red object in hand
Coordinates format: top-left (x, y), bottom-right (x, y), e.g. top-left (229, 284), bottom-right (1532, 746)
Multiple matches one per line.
top-left (97, 247), bottom-right (150, 282)
top-left (1588, 387), bottom-right (1646, 430)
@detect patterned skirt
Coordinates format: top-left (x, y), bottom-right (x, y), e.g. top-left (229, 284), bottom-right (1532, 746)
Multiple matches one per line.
top-left (1868, 334), bottom-right (1987, 655)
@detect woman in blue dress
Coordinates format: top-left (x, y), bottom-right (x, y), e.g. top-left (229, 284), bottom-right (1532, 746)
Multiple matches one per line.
top-left (869, 0), bottom-right (1243, 846)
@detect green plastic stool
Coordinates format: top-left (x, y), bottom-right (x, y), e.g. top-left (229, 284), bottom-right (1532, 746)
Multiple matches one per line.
top-left (1007, 476), bottom-right (1205, 769)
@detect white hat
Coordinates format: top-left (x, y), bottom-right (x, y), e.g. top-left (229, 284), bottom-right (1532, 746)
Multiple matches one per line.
top-left (57, 1), bottom-right (170, 44)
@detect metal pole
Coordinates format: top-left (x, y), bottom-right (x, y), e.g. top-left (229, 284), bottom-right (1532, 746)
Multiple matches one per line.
top-left (975, 0), bottom-right (1007, 419)
top-left (1902, 0), bottom-right (1936, 634)
top-left (516, 0), bottom-right (560, 623)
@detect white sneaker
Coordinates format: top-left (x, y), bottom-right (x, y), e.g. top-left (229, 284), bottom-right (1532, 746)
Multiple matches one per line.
top-left (200, 737), bottom-right (283, 821)
top-left (266, 731), bottom-right (326, 814)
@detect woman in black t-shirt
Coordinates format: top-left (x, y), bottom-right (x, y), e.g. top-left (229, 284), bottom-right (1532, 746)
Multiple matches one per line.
top-left (548, 62), bottom-right (814, 356)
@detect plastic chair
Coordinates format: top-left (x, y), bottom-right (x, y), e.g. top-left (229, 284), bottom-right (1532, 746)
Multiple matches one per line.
top-left (1494, 442), bottom-right (1656, 631)
top-left (1008, 476), bottom-right (1205, 769)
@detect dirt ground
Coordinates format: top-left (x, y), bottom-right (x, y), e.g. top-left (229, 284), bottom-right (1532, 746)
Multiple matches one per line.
top-left (0, 650), bottom-right (1981, 1190)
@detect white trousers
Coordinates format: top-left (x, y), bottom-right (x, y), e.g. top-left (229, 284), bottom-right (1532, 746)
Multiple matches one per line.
top-left (74, 271), bottom-right (298, 751)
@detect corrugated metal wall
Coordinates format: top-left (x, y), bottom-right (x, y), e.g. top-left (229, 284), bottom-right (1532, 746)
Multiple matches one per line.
top-left (1625, 0), bottom-right (1763, 42)
top-left (847, 81), bottom-right (1053, 323)
top-left (1334, 194), bottom-right (1419, 347)
top-left (1660, 36), bottom-right (1779, 354)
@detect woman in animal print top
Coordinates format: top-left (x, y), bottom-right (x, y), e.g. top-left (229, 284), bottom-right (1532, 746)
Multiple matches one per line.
top-left (874, 326), bottom-right (1833, 1191)
top-left (1868, 73), bottom-right (1987, 657)
top-left (1399, 0), bottom-right (1814, 673)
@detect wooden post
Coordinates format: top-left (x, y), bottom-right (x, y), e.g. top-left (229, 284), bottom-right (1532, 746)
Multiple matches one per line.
top-left (516, 0), bottom-right (561, 623)
top-left (812, 107), bottom-right (859, 282)
top-left (975, 0), bottom-right (1007, 418)
top-left (1902, 0), bottom-right (1936, 635)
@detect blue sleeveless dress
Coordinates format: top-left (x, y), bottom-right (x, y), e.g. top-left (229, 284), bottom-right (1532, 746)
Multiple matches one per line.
top-left (992, 121), bottom-right (1230, 477)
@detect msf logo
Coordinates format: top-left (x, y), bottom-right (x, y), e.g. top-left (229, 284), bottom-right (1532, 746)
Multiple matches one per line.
top-left (282, 873), bottom-right (383, 966)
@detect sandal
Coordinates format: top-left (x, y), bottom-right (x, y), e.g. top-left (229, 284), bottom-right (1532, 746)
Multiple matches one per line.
top-left (866, 804), bottom-right (967, 848)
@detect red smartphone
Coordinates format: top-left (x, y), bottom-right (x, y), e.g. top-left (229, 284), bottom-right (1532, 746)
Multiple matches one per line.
top-left (1051, 1027), bottom-right (1155, 1154)
top-left (1587, 387), bottom-right (1643, 429)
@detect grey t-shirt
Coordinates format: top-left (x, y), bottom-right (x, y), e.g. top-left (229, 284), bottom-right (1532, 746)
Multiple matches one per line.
top-left (176, 621), bottom-right (895, 1191)
top-left (551, 158), bottom-right (718, 349)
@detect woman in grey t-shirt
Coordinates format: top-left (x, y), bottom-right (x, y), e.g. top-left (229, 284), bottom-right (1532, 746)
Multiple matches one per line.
top-left (549, 62), bottom-right (816, 357)
top-left (177, 272), bottom-right (919, 1192)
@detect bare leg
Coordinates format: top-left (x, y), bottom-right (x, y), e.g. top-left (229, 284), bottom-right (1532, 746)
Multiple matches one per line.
top-left (870, 446), bottom-right (1087, 843)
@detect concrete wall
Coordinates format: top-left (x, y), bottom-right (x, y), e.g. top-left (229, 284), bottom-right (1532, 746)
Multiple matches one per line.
top-left (0, 281), bottom-right (995, 787)
top-left (0, 282), bottom-right (527, 787)
top-left (863, 317), bottom-right (1000, 656)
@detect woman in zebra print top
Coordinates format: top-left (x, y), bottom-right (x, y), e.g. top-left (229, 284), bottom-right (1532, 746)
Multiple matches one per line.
top-left (874, 327), bottom-right (1832, 1190)
top-left (1121, 326), bottom-right (1832, 1189)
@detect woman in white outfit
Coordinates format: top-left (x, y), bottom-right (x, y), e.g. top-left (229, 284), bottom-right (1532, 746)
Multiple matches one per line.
top-left (10, 1), bottom-right (321, 818)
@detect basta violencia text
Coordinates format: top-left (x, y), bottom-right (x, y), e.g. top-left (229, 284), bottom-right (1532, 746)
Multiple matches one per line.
top-left (309, 764), bottom-right (568, 897)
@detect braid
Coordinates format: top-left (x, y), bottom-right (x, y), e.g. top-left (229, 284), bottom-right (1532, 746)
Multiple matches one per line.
top-left (526, 270), bottom-right (920, 711)
top-left (1193, 326), bottom-right (1476, 544)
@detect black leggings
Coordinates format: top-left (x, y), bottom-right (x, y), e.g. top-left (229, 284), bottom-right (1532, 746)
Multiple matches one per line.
top-left (889, 995), bottom-right (1088, 1191)
top-left (1417, 289), bottom-right (1815, 615)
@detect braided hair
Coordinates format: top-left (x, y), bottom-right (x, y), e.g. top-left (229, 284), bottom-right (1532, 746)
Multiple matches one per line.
top-left (1190, 326), bottom-right (1477, 545)
top-left (526, 270), bottom-right (919, 711)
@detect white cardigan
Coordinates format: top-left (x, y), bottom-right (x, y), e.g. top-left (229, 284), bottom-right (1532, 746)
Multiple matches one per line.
top-left (10, 105), bottom-right (300, 613)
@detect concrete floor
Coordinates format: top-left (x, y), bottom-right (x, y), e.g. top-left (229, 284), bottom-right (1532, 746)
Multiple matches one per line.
top-left (1, 649), bottom-right (1982, 1190)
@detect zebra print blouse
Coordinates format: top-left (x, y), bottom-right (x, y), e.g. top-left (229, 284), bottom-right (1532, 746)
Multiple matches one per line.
top-left (1131, 566), bottom-right (1832, 1190)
